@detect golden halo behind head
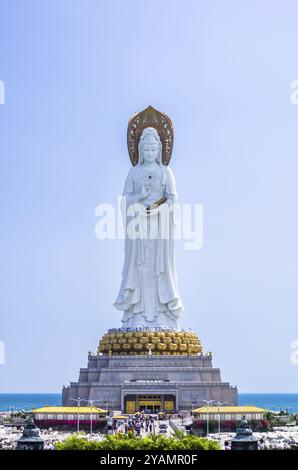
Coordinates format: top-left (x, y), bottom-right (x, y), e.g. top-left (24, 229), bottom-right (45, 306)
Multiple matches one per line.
top-left (127, 105), bottom-right (174, 166)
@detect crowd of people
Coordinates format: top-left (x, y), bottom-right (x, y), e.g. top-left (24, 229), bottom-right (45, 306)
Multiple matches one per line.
top-left (109, 412), bottom-right (158, 436)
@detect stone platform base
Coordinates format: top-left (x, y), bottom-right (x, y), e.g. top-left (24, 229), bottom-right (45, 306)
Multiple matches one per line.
top-left (62, 348), bottom-right (237, 413)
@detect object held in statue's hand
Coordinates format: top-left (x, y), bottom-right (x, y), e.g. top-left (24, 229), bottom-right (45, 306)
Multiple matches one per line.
top-left (146, 196), bottom-right (167, 212)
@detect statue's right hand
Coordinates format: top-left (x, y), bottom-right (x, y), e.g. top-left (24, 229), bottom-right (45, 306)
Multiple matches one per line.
top-left (139, 187), bottom-right (149, 201)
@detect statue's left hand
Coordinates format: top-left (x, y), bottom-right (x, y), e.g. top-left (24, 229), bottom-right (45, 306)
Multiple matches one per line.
top-left (146, 203), bottom-right (158, 214)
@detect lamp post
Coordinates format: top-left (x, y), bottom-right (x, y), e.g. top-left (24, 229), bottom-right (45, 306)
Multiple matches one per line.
top-left (202, 400), bottom-right (215, 437)
top-left (214, 401), bottom-right (229, 434)
top-left (82, 399), bottom-right (100, 436)
top-left (70, 397), bottom-right (85, 433)
top-left (104, 401), bottom-right (109, 418)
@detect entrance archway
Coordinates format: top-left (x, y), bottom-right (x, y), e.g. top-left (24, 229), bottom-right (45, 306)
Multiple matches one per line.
top-left (124, 394), bottom-right (176, 414)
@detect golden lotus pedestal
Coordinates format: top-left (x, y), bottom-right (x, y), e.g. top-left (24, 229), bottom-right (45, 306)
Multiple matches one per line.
top-left (97, 330), bottom-right (202, 356)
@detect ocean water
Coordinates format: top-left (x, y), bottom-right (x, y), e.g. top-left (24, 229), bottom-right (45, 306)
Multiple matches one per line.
top-left (1, 393), bottom-right (298, 413)
top-left (238, 393), bottom-right (298, 414)
top-left (0, 393), bottom-right (61, 412)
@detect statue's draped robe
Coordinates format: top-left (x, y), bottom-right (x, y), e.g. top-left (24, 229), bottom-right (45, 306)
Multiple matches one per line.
top-left (114, 164), bottom-right (183, 329)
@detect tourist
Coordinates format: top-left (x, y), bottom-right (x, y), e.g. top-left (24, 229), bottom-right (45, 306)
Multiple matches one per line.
top-left (259, 438), bottom-right (265, 450)
top-left (135, 424), bottom-right (141, 436)
top-left (224, 440), bottom-right (231, 450)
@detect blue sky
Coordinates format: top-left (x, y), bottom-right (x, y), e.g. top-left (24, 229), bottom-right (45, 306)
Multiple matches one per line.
top-left (0, 0), bottom-right (298, 392)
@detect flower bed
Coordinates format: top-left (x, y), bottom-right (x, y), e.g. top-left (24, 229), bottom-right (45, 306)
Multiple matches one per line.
top-left (35, 419), bottom-right (106, 430)
top-left (192, 419), bottom-right (269, 433)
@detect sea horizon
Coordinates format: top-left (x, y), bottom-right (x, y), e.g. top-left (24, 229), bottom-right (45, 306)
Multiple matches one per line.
top-left (1, 392), bottom-right (298, 414)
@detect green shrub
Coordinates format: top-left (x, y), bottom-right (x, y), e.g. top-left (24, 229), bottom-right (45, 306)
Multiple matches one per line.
top-left (55, 432), bottom-right (221, 450)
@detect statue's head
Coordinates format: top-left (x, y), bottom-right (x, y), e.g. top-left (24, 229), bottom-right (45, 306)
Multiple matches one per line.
top-left (138, 127), bottom-right (162, 164)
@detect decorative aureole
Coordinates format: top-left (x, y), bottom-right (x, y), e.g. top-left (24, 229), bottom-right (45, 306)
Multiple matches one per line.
top-left (127, 105), bottom-right (174, 166)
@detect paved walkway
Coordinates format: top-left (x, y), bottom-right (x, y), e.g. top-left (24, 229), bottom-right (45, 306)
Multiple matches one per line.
top-left (116, 417), bottom-right (174, 438)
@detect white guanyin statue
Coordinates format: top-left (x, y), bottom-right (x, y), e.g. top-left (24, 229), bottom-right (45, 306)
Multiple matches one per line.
top-left (114, 108), bottom-right (183, 330)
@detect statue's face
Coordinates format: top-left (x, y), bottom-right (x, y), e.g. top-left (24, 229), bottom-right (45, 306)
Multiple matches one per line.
top-left (141, 135), bottom-right (160, 163)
